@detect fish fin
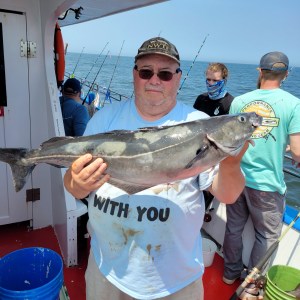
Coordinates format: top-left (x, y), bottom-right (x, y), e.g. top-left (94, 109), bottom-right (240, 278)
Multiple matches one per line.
top-left (185, 145), bottom-right (209, 169)
top-left (48, 163), bottom-right (66, 168)
top-left (103, 127), bottom-right (163, 135)
top-left (138, 126), bottom-right (163, 131)
top-left (0, 148), bottom-right (35, 192)
top-left (103, 130), bottom-right (134, 135)
top-left (41, 136), bottom-right (75, 147)
top-left (108, 178), bottom-right (152, 195)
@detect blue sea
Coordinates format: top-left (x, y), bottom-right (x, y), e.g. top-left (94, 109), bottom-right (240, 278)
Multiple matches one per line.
top-left (65, 52), bottom-right (300, 209)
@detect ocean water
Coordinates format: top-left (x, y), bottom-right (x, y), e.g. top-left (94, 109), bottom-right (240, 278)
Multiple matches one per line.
top-left (65, 53), bottom-right (300, 209)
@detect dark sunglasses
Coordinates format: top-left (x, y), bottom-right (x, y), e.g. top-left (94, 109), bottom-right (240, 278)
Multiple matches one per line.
top-left (134, 65), bottom-right (182, 81)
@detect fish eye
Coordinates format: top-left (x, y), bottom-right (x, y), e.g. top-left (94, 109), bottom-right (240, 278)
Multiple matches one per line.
top-left (238, 115), bottom-right (246, 123)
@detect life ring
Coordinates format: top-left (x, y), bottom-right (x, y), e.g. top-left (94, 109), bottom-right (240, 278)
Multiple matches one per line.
top-left (54, 22), bottom-right (65, 89)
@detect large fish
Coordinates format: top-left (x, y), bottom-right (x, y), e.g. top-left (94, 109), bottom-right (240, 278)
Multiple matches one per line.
top-left (0, 112), bottom-right (261, 194)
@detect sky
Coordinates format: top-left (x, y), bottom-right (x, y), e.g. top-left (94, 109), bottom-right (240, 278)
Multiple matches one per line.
top-left (61, 0), bottom-right (300, 67)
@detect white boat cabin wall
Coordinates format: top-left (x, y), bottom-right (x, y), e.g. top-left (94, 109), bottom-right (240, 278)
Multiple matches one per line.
top-left (0, 0), bottom-right (84, 267)
top-left (0, 0), bottom-right (168, 267)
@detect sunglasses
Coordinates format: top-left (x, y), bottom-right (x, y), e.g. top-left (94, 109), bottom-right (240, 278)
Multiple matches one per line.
top-left (134, 65), bottom-right (182, 81)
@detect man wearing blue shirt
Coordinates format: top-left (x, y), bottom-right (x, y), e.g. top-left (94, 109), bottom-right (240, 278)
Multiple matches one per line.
top-left (63, 37), bottom-right (248, 300)
top-left (60, 78), bottom-right (90, 136)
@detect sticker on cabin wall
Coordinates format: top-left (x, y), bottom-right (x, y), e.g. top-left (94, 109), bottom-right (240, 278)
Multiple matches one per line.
top-left (241, 100), bottom-right (279, 139)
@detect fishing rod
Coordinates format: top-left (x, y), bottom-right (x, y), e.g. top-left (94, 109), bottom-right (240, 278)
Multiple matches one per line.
top-left (229, 210), bottom-right (300, 300)
top-left (70, 46), bottom-right (85, 78)
top-left (103, 40), bottom-right (125, 105)
top-left (81, 50), bottom-right (110, 106)
top-left (177, 34), bottom-right (209, 94)
top-left (64, 70), bottom-right (130, 103)
top-left (83, 42), bottom-right (109, 82)
top-left (64, 42), bottom-right (68, 55)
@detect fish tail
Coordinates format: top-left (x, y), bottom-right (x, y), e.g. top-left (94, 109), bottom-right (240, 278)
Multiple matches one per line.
top-left (0, 148), bottom-right (35, 192)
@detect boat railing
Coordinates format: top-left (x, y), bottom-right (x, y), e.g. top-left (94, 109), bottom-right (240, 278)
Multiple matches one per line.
top-left (284, 154), bottom-right (300, 179)
top-left (64, 71), bottom-right (131, 102)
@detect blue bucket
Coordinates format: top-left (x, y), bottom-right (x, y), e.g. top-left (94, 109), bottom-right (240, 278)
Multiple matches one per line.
top-left (0, 247), bottom-right (63, 299)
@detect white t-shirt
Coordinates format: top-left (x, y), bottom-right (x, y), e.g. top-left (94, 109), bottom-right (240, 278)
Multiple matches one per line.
top-left (84, 100), bottom-right (216, 299)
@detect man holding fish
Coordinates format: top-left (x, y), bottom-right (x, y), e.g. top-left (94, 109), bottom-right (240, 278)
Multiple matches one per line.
top-left (63, 37), bottom-right (255, 300)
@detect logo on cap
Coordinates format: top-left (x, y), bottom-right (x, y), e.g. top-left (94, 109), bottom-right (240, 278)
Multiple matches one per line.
top-left (135, 37), bottom-right (180, 64)
top-left (147, 40), bottom-right (169, 51)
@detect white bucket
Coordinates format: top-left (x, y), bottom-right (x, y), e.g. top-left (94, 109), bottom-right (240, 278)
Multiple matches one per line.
top-left (202, 238), bottom-right (217, 267)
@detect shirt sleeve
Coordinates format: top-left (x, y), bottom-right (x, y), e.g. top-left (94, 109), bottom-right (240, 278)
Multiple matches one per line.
top-left (229, 96), bottom-right (241, 115)
top-left (289, 102), bottom-right (300, 134)
top-left (198, 165), bottom-right (219, 191)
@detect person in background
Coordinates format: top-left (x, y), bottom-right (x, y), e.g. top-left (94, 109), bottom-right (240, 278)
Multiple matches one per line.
top-left (223, 51), bottom-right (300, 285)
top-left (60, 77), bottom-right (91, 242)
top-left (60, 77), bottom-right (90, 136)
top-left (63, 37), bottom-right (248, 300)
top-left (193, 63), bottom-right (234, 208)
top-left (193, 62), bottom-right (234, 116)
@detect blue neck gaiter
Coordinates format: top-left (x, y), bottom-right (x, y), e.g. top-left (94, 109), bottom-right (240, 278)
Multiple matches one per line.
top-left (206, 79), bottom-right (227, 100)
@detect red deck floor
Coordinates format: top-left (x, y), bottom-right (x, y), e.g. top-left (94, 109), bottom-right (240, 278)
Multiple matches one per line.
top-left (0, 222), bottom-right (239, 300)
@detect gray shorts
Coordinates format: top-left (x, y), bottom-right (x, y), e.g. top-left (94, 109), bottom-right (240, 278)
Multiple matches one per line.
top-left (223, 186), bottom-right (285, 279)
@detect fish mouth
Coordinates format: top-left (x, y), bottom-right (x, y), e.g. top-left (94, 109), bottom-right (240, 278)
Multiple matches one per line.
top-left (206, 134), bottom-right (245, 156)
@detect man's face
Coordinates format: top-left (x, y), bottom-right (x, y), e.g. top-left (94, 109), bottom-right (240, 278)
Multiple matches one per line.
top-left (133, 54), bottom-right (181, 120)
top-left (206, 70), bottom-right (223, 84)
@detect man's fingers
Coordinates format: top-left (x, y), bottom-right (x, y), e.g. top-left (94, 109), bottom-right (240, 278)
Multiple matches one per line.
top-left (89, 174), bottom-right (111, 189)
top-left (72, 154), bottom-right (93, 174)
top-left (74, 156), bottom-right (108, 182)
top-left (236, 140), bottom-right (250, 158)
top-left (88, 161), bottom-right (109, 182)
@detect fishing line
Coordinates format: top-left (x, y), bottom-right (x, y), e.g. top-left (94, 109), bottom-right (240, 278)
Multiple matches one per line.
top-left (83, 42), bottom-right (109, 82)
top-left (71, 46), bottom-right (85, 77)
top-left (177, 34), bottom-right (209, 94)
top-left (81, 50), bottom-right (110, 106)
top-left (103, 40), bottom-right (125, 106)
top-left (106, 40), bottom-right (125, 91)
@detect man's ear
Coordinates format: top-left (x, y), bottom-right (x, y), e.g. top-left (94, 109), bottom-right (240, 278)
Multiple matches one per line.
top-left (281, 71), bottom-right (289, 85)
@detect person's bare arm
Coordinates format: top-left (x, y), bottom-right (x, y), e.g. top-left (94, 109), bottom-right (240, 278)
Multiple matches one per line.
top-left (208, 142), bottom-right (249, 204)
top-left (289, 133), bottom-right (300, 168)
top-left (64, 154), bottom-right (110, 199)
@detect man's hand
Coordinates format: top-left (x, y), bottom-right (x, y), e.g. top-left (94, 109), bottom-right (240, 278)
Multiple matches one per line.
top-left (221, 141), bottom-right (250, 167)
top-left (291, 160), bottom-right (300, 169)
top-left (64, 154), bottom-right (110, 199)
top-left (209, 141), bottom-right (251, 204)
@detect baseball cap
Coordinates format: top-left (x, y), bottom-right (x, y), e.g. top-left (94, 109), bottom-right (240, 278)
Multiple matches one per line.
top-left (63, 78), bottom-right (82, 94)
top-left (135, 37), bottom-right (180, 65)
top-left (259, 51), bottom-right (289, 71)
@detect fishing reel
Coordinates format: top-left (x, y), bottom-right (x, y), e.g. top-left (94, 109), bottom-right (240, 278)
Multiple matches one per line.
top-left (203, 191), bottom-right (214, 222)
top-left (239, 274), bottom-right (266, 300)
